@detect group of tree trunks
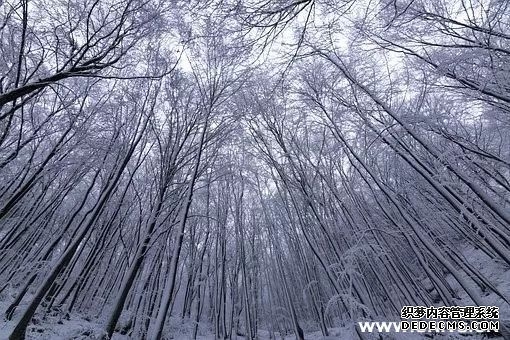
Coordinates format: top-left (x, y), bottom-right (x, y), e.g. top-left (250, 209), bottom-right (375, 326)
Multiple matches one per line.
top-left (0, 0), bottom-right (509, 339)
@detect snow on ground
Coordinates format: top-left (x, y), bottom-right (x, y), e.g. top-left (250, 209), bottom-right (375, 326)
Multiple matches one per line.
top-left (445, 245), bottom-right (510, 321)
top-left (0, 315), bottom-right (499, 339)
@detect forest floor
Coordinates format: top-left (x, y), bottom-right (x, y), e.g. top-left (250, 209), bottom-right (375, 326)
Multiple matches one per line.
top-left (0, 246), bottom-right (508, 340)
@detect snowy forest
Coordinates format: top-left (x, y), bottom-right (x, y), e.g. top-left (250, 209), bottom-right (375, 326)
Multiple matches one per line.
top-left (0, 0), bottom-right (510, 339)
